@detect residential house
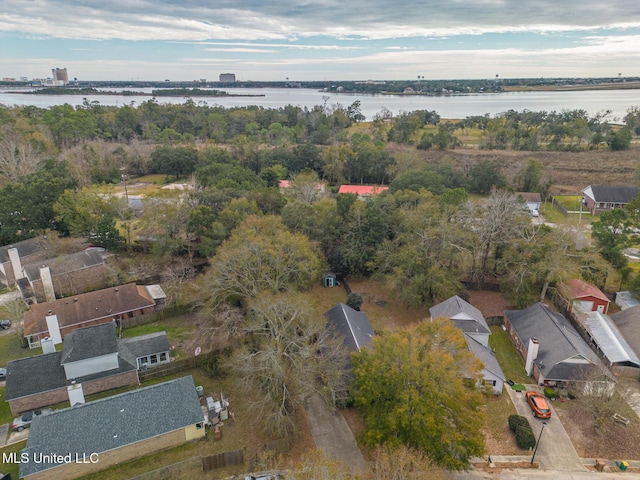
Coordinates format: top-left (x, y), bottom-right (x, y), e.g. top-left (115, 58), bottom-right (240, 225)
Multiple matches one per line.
top-left (4, 322), bottom-right (171, 415)
top-left (562, 278), bottom-right (610, 315)
top-left (581, 185), bottom-right (639, 215)
top-left (19, 376), bottom-right (205, 480)
top-left (18, 249), bottom-right (107, 304)
top-left (0, 236), bottom-right (51, 288)
top-left (22, 283), bottom-right (160, 348)
top-left (516, 192), bottom-right (542, 214)
top-left (465, 335), bottom-right (506, 395)
top-left (338, 184), bottom-right (389, 200)
top-left (324, 303), bottom-right (375, 353)
top-left (503, 302), bottom-right (612, 386)
top-left (429, 295), bottom-right (491, 347)
top-left (430, 295), bottom-right (504, 394)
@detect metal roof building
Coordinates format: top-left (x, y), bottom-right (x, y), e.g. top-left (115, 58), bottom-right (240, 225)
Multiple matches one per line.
top-left (581, 311), bottom-right (640, 368)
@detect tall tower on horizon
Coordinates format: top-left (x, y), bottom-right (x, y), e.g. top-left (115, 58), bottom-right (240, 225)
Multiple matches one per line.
top-left (52, 68), bottom-right (69, 84)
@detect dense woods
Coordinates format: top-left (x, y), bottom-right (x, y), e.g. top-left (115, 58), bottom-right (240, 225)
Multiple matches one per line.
top-left (2, 98), bottom-right (640, 468)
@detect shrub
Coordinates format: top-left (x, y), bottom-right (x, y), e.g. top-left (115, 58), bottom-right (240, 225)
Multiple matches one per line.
top-left (544, 387), bottom-right (558, 399)
top-left (508, 414), bottom-right (529, 433)
top-left (346, 292), bottom-right (363, 311)
top-left (515, 424), bottom-right (536, 450)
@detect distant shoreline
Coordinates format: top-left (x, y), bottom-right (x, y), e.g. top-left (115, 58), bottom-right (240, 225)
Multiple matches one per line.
top-left (502, 82), bottom-right (640, 92)
top-left (18, 88), bottom-right (266, 98)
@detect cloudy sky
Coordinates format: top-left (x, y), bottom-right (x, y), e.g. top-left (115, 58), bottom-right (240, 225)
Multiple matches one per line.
top-left (1, 0), bottom-right (640, 81)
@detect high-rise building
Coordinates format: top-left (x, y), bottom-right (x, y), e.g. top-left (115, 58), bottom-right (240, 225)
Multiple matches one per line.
top-left (52, 68), bottom-right (69, 84)
top-left (219, 73), bottom-right (236, 82)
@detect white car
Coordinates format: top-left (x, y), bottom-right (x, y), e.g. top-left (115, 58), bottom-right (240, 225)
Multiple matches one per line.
top-left (531, 209), bottom-right (540, 217)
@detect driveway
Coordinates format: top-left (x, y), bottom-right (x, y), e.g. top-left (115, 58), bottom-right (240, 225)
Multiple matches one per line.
top-left (506, 386), bottom-right (585, 471)
top-left (304, 393), bottom-right (368, 474)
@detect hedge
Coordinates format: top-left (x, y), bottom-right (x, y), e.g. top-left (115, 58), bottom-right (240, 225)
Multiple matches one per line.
top-left (515, 424), bottom-right (537, 450)
top-left (508, 414), bottom-right (529, 433)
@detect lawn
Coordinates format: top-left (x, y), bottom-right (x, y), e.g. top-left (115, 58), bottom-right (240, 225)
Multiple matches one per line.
top-left (0, 332), bottom-right (40, 364)
top-left (488, 326), bottom-right (530, 385)
top-left (0, 386), bottom-right (13, 425)
top-left (0, 440), bottom-right (27, 478)
top-left (483, 390), bottom-right (520, 456)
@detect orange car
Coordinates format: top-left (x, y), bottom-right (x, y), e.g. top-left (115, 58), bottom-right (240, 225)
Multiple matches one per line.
top-left (526, 391), bottom-right (551, 419)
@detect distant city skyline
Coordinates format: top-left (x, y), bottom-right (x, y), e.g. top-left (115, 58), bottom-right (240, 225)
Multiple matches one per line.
top-left (1, 1), bottom-right (639, 81)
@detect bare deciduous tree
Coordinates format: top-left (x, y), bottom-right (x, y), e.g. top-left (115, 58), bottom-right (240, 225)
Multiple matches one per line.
top-left (225, 292), bottom-right (349, 437)
top-left (0, 125), bottom-right (43, 183)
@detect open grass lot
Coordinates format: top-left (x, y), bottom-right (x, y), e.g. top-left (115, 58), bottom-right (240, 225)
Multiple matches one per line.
top-left (483, 391), bottom-right (521, 456)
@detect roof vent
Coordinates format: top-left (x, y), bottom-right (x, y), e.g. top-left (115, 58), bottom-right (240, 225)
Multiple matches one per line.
top-left (47, 310), bottom-right (52, 315)
top-left (74, 298), bottom-right (78, 302)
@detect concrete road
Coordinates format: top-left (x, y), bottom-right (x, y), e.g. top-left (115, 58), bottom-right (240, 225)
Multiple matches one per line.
top-left (451, 468), bottom-right (640, 479)
top-left (304, 393), bottom-right (368, 474)
top-left (506, 386), bottom-right (585, 471)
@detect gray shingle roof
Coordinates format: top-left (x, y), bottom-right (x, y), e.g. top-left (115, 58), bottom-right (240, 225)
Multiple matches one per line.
top-left (5, 325), bottom-right (170, 402)
top-left (61, 323), bottom-right (118, 365)
top-left (464, 334), bottom-right (505, 381)
top-left (324, 303), bottom-right (375, 352)
top-left (0, 236), bottom-right (50, 264)
top-left (22, 249), bottom-right (104, 281)
top-left (429, 296), bottom-right (490, 335)
top-left (119, 332), bottom-right (170, 364)
top-left (19, 376), bottom-right (203, 477)
top-left (504, 303), bottom-right (610, 382)
top-left (586, 185), bottom-right (639, 204)
top-left (4, 351), bottom-right (136, 401)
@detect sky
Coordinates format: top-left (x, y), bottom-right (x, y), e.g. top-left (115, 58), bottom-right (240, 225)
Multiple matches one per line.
top-left (1, 0), bottom-right (640, 82)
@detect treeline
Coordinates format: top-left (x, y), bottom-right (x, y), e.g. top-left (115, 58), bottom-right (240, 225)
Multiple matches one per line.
top-left (0, 100), bottom-right (639, 306)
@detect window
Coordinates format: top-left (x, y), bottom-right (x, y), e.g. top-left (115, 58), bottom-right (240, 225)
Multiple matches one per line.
top-left (138, 357), bottom-right (148, 368)
top-left (150, 354), bottom-right (158, 364)
top-left (159, 352), bottom-right (167, 362)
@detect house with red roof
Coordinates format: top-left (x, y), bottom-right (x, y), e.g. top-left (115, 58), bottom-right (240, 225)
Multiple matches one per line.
top-left (562, 278), bottom-right (610, 315)
top-left (338, 184), bottom-right (389, 200)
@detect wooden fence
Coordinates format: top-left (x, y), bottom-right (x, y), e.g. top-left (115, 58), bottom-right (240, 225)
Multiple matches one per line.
top-left (551, 197), bottom-right (568, 216)
top-left (138, 350), bottom-right (217, 382)
top-left (120, 304), bottom-right (194, 329)
top-left (202, 449), bottom-right (244, 472)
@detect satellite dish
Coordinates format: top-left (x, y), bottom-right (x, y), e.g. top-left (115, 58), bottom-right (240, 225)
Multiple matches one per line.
top-left (195, 347), bottom-right (202, 356)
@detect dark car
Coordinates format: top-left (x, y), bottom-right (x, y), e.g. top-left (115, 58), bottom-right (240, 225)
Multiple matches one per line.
top-left (526, 391), bottom-right (552, 419)
top-left (0, 320), bottom-right (11, 330)
top-left (11, 409), bottom-right (53, 432)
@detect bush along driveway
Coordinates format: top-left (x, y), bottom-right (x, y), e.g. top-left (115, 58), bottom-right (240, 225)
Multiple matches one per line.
top-left (506, 385), bottom-right (586, 471)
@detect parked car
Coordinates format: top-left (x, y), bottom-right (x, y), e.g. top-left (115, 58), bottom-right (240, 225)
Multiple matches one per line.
top-left (526, 391), bottom-right (551, 419)
top-left (0, 320), bottom-right (11, 330)
top-left (0, 368), bottom-right (6, 381)
top-left (11, 409), bottom-right (53, 432)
